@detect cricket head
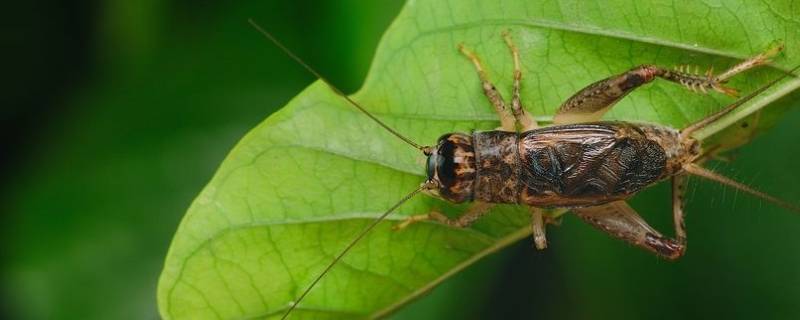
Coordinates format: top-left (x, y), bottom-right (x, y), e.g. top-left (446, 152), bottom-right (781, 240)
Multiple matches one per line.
top-left (423, 133), bottom-right (476, 203)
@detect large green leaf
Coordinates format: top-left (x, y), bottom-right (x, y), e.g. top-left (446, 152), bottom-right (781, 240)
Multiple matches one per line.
top-left (158, 1), bottom-right (800, 318)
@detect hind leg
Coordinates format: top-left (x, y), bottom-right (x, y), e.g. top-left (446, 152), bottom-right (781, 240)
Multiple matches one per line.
top-left (554, 44), bottom-right (783, 125)
top-left (571, 198), bottom-right (686, 260)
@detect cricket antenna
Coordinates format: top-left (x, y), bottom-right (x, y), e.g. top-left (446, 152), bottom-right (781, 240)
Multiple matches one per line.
top-left (248, 19), bottom-right (426, 152)
top-left (280, 181), bottom-right (433, 319)
top-left (682, 64), bottom-right (800, 139)
top-left (684, 164), bottom-right (800, 214)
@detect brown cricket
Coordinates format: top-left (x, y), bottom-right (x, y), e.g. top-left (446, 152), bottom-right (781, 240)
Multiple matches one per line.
top-left (249, 21), bottom-right (799, 319)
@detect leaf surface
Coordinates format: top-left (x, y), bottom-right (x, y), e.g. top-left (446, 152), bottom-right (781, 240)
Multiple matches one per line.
top-left (158, 1), bottom-right (800, 318)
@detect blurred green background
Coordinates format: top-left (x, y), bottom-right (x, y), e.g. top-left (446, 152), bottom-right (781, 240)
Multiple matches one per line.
top-left (3, 1), bottom-right (800, 319)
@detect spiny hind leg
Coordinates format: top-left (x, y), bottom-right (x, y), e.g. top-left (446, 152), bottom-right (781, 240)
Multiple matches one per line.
top-left (459, 44), bottom-right (516, 132)
top-left (553, 44), bottom-right (783, 125)
top-left (571, 200), bottom-right (686, 260)
top-left (393, 202), bottom-right (494, 230)
top-left (502, 31), bottom-right (538, 131)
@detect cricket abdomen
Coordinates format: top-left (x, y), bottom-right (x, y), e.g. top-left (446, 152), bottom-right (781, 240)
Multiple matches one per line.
top-left (471, 122), bottom-right (685, 207)
top-left (518, 122), bottom-right (678, 207)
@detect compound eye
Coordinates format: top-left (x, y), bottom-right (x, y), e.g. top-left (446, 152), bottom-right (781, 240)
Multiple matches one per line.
top-left (425, 153), bottom-right (440, 180)
top-left (435, 139), bottom-right (457, 187)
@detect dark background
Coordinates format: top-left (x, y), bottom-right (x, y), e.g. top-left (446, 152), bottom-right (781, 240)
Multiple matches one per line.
top-left (3, 1), bottom-right (799, 319)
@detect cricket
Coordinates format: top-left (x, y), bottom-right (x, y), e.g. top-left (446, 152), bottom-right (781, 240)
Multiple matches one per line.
top-left (248, 20), bottom-right (800, 319)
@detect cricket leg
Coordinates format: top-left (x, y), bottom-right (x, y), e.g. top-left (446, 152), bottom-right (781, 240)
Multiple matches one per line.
top-left (571, 200), bottom-right (686, 260)
top-left (459, 44), bottom-right (516, 132)
top-left (553, 44), bottom-right (783, 125)
top-left (502, 31), bottom-right (538, 131)
top-left (393, 202), bottom-right (495, 230)
top-left (672, 175), bottom-right (688, 245)
top-left (530, 207), bottom-right (548, 249)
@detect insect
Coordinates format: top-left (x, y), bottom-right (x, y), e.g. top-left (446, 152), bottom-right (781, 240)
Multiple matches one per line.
top-left (248, 20), bottom-right (799, 319)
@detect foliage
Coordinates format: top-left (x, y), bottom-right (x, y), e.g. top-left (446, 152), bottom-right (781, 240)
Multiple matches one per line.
top-left (157, 1), bottom-right (800, 319)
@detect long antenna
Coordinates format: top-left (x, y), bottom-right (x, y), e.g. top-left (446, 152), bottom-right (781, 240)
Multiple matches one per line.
top-left (281, 182), bottom-right (431, 319)
top-left (684, 164), bottom-right (800, 214)
top-left (248, 19), bottom-right (425, 151)
top-left (682, 64), bottom-right (800, 138)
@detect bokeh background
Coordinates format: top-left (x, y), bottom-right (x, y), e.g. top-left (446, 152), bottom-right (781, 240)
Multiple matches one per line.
top-left (3, 1), bottom-right (800, 319)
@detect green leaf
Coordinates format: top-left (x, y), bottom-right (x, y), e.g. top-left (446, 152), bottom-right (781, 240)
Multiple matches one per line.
top-left (158, 1), bottom-right (800, 318)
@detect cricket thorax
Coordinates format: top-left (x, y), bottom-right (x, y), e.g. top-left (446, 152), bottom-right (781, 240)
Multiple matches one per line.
top-left (472, 131), bottom-right (521, 203)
